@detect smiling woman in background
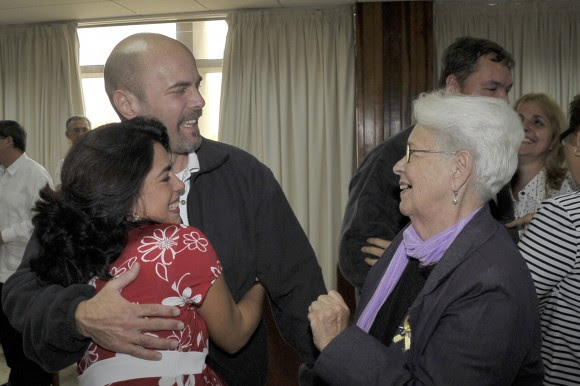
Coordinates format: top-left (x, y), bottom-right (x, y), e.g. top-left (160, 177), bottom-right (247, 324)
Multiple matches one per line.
top-left (518, 94), bottom-right (580, 386)
top-left (508, 93), bottom-right (576, 234)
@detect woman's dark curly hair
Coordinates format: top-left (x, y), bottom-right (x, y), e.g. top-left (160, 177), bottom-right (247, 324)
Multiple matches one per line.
top-left (31, 117), bottom-right (170, 286)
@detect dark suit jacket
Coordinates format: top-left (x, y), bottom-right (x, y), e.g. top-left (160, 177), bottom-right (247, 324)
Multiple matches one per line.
top-left (339, 127), bottom-right (413, 291)
top-left (314, 206), bottom-right (543, 385)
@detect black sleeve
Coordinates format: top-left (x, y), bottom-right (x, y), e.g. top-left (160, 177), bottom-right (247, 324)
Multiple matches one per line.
top-left (338, 127), bottom-right (412, 291)
top-left (1, 233), bottom-right (94, 372)
top-left (256, 173), bottom-right (327, 365)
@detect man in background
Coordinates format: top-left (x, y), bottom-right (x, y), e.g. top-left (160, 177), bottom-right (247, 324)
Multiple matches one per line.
top-left (0, 120), bottom-right (53, 386)
top-left (339, 37), bottom-right (517, 295)
top-left (54, 115), bottom-right (91, 186)
top-left (65, 115), bottom-right (91, 146)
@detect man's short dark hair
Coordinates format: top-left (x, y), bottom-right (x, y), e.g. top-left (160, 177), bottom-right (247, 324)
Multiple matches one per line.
top-left (0, 120), bottom-right (26, 152)
top-left (437, 37), bottom-right (515, 89)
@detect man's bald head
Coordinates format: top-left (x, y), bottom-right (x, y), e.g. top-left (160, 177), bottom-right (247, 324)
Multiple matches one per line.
top-left (104, 33), bottom-right (191, 107)
top-left (103, 33), bottom-right (206, 154)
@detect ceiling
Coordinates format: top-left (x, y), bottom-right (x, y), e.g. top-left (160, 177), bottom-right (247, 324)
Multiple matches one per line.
top-left (0, 0), bottom-right (362, 26)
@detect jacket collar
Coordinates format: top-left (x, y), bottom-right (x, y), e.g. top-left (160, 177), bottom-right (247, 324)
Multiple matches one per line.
top-left (415, 204), bottom-right (494, 299)
top-left (195, 138), bottom-right (230, 175)
top-left (405, 204), bottom-right (497, 358)
top-left (355, 204), bottom-right (495, 321)
top-left (2, 152), bottom-right (28, 175)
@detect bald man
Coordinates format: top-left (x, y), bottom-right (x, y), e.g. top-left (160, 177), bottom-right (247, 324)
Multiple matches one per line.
top-left (3, 34), bottom-right (326, 385)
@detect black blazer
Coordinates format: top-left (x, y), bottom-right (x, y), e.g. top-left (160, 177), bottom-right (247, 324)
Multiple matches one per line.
top-left (314, 206), bottom-right (543, 385)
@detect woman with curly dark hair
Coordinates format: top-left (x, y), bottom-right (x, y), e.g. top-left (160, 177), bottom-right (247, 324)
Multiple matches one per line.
top-left (30, 117), bottom-right (264, 385)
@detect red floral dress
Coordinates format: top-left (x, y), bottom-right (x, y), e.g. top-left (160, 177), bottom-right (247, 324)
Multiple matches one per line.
top-left (77, 223), bottom-right (225, 386)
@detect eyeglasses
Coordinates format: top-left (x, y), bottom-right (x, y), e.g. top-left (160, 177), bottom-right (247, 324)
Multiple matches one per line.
top-left (560, 127), bottom-right (577, 144)
top-left (406, 144), bottom-right (456, 163)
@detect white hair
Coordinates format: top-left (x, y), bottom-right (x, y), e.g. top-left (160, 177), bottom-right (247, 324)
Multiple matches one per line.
top-left (413, 91), bottom-right (523, 202)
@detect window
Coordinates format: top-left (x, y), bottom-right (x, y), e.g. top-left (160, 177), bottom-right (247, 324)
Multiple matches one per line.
top-left (78, 20), bottom-right (227, 140)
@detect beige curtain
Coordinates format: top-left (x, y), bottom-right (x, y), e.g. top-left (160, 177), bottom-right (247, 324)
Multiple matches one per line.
top-left (219, 6), bottom-right (355, 289)
top-left (435, 0), bottom-right (580, 112)
top-left (0, 23), bottom-right (84, 178)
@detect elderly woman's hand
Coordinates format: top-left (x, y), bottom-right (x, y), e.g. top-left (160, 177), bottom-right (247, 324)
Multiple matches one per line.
top-left (308, 290), bottom-right (350, 351)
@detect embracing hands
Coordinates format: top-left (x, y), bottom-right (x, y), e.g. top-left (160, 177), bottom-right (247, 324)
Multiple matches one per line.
top-left (75, 262), bottom-right (183, 360)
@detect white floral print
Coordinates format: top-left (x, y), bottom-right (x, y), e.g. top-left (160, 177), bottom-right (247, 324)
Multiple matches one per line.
top-left (136, 225), bottom-right (217, 282)
top-left (79, 224), bottom-right (223, 385)
top-left (163, 273), bottom-right (203, 307)
top-left (183, 230), bottom-right (209, 252)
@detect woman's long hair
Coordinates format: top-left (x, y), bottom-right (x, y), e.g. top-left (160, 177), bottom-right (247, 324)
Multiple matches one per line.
top-left (31, 117), bottom-right (170, 286)
top-left (513, 93), bottom-right (568, 190)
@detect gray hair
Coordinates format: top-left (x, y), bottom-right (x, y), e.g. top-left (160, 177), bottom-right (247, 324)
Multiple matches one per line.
top-left (413, 91), bottom-right (523, 202)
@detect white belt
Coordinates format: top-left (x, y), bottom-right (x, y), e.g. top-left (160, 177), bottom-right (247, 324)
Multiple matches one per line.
top-left (78, 350), bottom-right (208, 386)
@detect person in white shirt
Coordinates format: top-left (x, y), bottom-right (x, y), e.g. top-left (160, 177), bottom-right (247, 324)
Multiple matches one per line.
top-left (54, 115), bottom-right (91, 186)
top-left (0, 120), bottom-right (53, 386)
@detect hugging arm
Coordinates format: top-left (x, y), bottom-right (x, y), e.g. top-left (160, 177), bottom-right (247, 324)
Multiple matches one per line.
top-left (255, 174), bottom-right (327, 365)
top-left (2, 235), bottom-right (184, 371)
top-left (2, 235), bottom-right (94, 371)
top-left (199, 277), bottom-right (265, 354)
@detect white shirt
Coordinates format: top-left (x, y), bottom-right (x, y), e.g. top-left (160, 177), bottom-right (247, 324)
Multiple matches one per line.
top-left (0, 153), bottom-right (53, 282)
top-left (174, 152), bottom-right (200, 226)
top-left (511, 168), bottom-right (577, 236)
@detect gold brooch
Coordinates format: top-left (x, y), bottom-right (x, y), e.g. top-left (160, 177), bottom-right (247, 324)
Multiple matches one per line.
top-left (392, 315), bottom-right (411, 351)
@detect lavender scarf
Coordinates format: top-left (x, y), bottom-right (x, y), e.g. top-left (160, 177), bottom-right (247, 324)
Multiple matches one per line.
top-left (356, 207), bottom-right (482, 332)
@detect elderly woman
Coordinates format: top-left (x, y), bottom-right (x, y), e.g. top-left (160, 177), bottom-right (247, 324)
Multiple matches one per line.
top-left (518, 94), bottom-right (580, 385)
top-left (307, 92), bottom-right (544, 385)
top-left (507, 93), bottom-right (576, 234)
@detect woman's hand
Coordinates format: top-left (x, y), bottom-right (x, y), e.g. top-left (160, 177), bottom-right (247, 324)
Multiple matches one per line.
top-left (308, 290), bottom-right (350, 351)
top-left (505, 212), bottom-right (534, 232)
top-left (361, 237), bottom-right (392, 266)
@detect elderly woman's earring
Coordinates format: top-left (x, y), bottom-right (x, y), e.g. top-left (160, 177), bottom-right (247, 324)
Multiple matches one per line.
top-left (452, 190), bottom-right (459, 205)
top-left (127, 211), bottom-right (140, 222)
top-left (574, 148), bottom-right (580, 157)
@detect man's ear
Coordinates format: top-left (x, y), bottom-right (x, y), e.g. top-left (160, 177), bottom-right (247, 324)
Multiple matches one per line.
top-left (112, 90), bottom-right (140, 120)
top-left (3, 135), bottom-right (14, 147)
top-left (445, 75), bottom-right (461, 94)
